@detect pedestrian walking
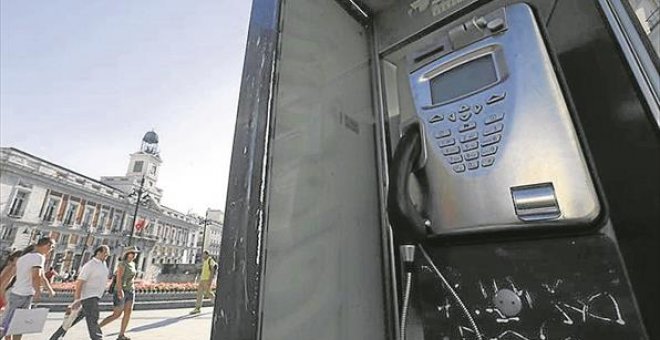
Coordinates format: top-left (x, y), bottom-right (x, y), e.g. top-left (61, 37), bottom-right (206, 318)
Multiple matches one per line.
top-left (49, 245), bottom-right (110, 340)
top-left (99, 246), bottom-right (138, 340)
top-left (190, 250), bottom-right (217, 315)
top-left (1, 237), bottom-right (56, 340)
top-left (0, 251), bottom-right (23, 312)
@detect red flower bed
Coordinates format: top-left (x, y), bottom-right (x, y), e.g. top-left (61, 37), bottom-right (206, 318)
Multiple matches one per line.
top-left (52, 281), bottom-right (217, 293)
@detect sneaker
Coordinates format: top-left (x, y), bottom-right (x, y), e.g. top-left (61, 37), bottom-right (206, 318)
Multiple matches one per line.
top-left (189, 308), bottom-right (201, 315)
top-left (117, 336), bottom-right (131, 340)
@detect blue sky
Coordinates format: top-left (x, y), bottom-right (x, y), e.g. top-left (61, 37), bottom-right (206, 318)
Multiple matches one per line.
top-left (1, 1), bottom-right (252, 215)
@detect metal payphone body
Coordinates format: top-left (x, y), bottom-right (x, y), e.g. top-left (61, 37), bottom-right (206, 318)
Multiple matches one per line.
top-left (400, 4), bottom-right (600, 235)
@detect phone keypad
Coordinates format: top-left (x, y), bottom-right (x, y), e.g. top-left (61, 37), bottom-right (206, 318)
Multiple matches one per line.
top-left (427, 91), bottom-right (507, 173)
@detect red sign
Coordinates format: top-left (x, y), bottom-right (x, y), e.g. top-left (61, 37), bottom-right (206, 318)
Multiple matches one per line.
top-left (134, 218), bottom-right (149, 231)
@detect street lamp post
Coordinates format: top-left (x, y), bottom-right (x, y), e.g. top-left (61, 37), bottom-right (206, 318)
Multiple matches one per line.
top-left (201, 210), bottom-right (209, 253)
top-left (77, 227), bottom-right (93, 273)
top-left (128, 175), bottom-right (149, 246)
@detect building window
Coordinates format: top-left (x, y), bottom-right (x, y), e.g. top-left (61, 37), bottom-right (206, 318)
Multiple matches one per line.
top-left (150, 164), bottom-right (157, 175)
top-left (82, 206), bottom-right (94, 227)
top-left (63, 203), bottom-right (79, 226)
top-left (112, 213), bottom-right (122, 231)
top-left (98, 210), bottom-right (108, 228)
top-left (1, 226), bottom-right (13, 240)
top-left (8, 190), bottom-right (29, 217)
top-left (43, 197), bottom-right (61, 222)
top-left (133, 161), bottom-right (144, 173)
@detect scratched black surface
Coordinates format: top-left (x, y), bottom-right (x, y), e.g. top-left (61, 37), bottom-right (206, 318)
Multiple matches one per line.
top-left (414, 235), bottom-right (646, 340)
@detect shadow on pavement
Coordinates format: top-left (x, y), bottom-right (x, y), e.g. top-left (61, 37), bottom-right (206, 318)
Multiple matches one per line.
top-left (105, 312), bottom-right (212, 336)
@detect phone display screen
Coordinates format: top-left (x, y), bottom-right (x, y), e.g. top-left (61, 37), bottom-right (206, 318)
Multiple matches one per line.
top-left (430, 54), bottom-right (497, 104)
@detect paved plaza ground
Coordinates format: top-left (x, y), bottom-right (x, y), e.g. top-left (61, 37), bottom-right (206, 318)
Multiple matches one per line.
top-left (21, 307), bottom-right (214, 340)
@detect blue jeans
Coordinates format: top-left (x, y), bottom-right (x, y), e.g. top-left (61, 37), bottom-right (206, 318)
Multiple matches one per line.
top-left (49, 297), bottom-right (102, 340)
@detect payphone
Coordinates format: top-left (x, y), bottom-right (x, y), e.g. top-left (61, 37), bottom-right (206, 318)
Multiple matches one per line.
top-left (388, 4), bottom-right (601, 238)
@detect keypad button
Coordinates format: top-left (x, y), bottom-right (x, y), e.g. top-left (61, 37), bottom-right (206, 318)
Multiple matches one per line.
top-left (484, 123), bottom-right (504, 136)
top-left (482, 156), bottom-right (495, 167)
top-left (481, 134), bottom-right (502, 146)
top-left (459, 104), bottom-right (470, 113)
top-left (459, 121), bottom-right (476, 132)
top-left (434, 129), bottom-right (452, 139)
top-left (438, 138), bottom-right (456, 148)
top-left (460, 131), bottom-right (479, 143)
top-left (462, 141), bottom-right (478, 151)
top-left (465, 151), bottom-right (479, 161)
top-left (447, 155), bottom-right (463, 164)
top-left (453, 164), bottom-right (466, 173)
top-left (473, 104), bottom-right (483, 114)
top-left (467, 160), bottom-right (479, 170)
top-left (429, 114), bottom-right (444, 123)
top-left (459, 112), bottom-right (472, 121)
top-left (486, 92), bottom-right (506, 105)
top-left (485, 112), bottom-right (505, 125)
top-left (482, 145), bottom-right (498, 156)
top-left (442, 145), bottom-right (460, 155)
top-left (448, 113), bottom-right (457, 122)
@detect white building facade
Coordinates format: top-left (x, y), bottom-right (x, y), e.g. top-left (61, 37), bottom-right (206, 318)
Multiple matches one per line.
top-left (202, 209), bottom-right (223, 257)
top-left (0, 133), bottom-right (204, 279)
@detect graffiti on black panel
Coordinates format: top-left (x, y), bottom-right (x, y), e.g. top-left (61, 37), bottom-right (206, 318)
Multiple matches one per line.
top-left (418, 271), bottom-right (629, 340)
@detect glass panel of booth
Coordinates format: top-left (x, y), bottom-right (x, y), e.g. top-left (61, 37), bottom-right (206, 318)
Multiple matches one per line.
top-left (601, 0), bottom-right (660, 127)
top-left (259, 0), bottom-right (387, 339)
top-left (626, 0), bottom-right (660, 57)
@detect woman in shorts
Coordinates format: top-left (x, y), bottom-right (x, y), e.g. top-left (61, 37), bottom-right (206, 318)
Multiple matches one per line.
top-left (100, 246), bottom-right (138, 340)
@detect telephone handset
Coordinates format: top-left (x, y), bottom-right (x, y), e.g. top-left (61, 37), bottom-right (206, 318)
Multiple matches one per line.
top-left (388, 123), bottom-right (426, 242)
top-left (389, 4), bottom-right (601, 238)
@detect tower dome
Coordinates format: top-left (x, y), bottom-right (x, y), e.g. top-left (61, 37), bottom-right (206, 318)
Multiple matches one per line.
top-left (143, 130), bottom-right (159, 144)
top-left (141, 130), bottom-right (160, 155)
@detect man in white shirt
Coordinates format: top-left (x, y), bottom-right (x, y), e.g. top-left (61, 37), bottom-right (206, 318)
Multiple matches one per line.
top-left (1, 237), bottom-right (56, 340)
top-left (49, 245), bottom-right (110, 340)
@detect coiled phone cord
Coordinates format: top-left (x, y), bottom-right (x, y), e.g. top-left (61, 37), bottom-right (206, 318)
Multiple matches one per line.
top-left (400, 271), bottom-right (413, 340)
top-left (418, 244), bottom-right (483, 340)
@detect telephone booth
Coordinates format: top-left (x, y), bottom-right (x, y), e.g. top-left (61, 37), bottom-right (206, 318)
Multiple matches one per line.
top-left (212, 1), bottom-right (659, 339)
